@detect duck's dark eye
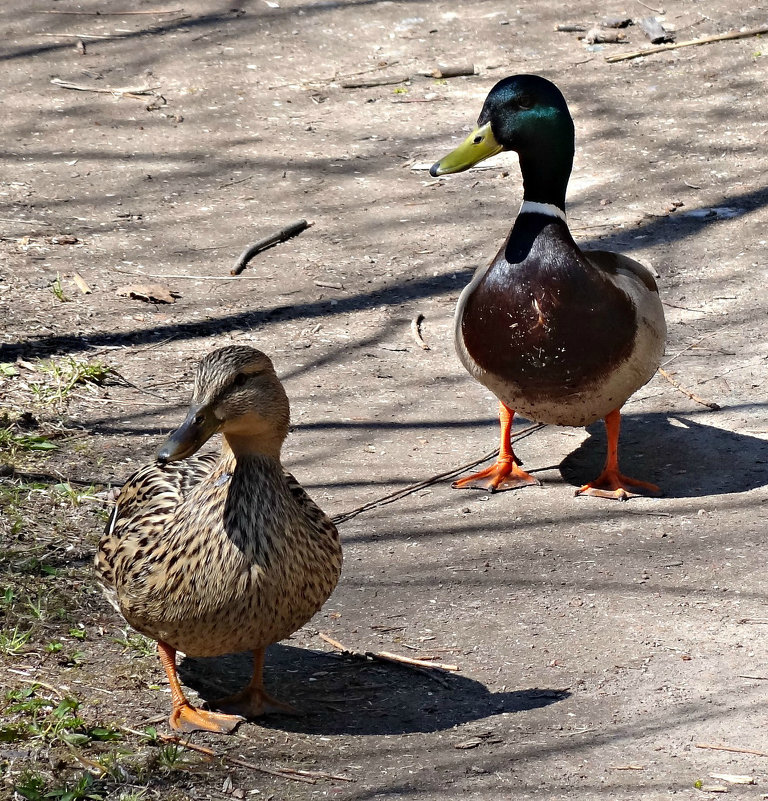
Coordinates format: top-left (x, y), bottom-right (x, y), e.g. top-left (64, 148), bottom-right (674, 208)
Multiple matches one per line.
top-left (233, 373), bottom-right (249, 388)
top-left (517, 95), bottom-right (533, 110)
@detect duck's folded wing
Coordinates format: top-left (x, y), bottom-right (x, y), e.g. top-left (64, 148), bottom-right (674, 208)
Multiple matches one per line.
top-left (96, 452), bottom-right (218, 587)
top-left (585, 249), bottom-right (660, 294)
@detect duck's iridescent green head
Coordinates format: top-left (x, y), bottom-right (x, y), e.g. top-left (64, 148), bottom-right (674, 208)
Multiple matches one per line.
top-left (430, 75), bottom-right (575, 209)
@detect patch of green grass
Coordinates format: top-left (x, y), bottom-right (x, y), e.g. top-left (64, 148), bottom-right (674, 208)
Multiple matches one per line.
top-left (15, 769), bottom-right (106, 801)
top-left (49, 273), bottom-right (69, 303)
top-left (112, 632), bottom-right (156, 658)
top-left (0, 425), bottom-right (58, 457)
top-left (0, 624), bottom-right (33, 655)
top-left (30, 356), bottom-right (112, 406)
top-left (3, 687), bottom-right (121, 748)
top-left (156, 742), bottom-right (185, 770)
top-left (53, 482), bottom-right (100, 508)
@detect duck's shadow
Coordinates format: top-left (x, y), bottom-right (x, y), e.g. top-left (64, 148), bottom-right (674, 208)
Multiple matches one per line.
top-left (179, 644), bottom-right (568, 736)
top-left (559, 410), bottom-right (768, 498)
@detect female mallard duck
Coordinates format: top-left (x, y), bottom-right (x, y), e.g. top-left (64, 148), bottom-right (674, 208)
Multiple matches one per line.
top-left (96, 345), bottom-right (342, 733)
top-left (430, 75), bottom-right (666, 499)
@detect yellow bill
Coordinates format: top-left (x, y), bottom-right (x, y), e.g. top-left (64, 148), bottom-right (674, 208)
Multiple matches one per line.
top-left (429, 122), bottom-right (503, 177)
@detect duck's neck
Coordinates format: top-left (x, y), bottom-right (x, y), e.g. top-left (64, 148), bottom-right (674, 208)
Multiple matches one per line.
top-left (222, 432), bottom-right (283, 463)
top-left (517, 143), bottom-right (573, 214)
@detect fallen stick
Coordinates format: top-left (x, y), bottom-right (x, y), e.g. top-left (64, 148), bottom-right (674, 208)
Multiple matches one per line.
top-left (555, 23), bottom-right (589, 32)
top-left (39, 32), bottom-right (122, 39)
top-left (110, 265), bottom-right (271, 280)
top-left (230, 219), bottom-right (311, 275)
top-left (410, 313), bottom-right (430, 350)
top-left (429, 63), bottom-right (475, 78)
top-left (318, 634), bottom-right (454, 688)
top-left (35, 8), bottom-right (183, 14)
top-left (695, 743), bottom-right (768, 758)
top-left (319, 634), bottom-right (458, 671)
top-left (0, 217), bottom-right (52, 226)
top-left (660, 330), bottom-right (723, 368)
top-left (606, 25), bottom-right (768, 62)
top-left (340, 74), bottom-right (410, 89)
top-left (636, 0), bottom-right (665, 12)
top-left (157, 735), bottom-right (319, 784)
top-left (658, 367), bottom-right (720, 410)
top-left (374, 651), bottom-right (459, 672)
top-left (318, 632), bottom-right (347, 652)
top-left (330, 422), bottom-right (545, 524)
top-left (51, 78), bottom-right (160, 96)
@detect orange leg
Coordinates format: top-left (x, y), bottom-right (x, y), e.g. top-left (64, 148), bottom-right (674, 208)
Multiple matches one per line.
top-left (452, 402), bottom-right (540, 492)
top-left (157, 641), bottom-right (243, 734)
top-left (214, 647), bottom-right (298, 718)
top-left (575, 408), bottom-right (660, 500)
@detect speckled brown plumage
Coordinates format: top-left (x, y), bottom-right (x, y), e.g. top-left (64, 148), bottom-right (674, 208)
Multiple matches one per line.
top-left (95, 345), bottom-right (342, 732)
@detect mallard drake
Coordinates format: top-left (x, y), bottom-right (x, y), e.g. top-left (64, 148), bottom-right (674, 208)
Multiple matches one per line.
top-left (96, 345), bottom-right (342, 733)
top-left (430, 75), bottom-right (666, 499)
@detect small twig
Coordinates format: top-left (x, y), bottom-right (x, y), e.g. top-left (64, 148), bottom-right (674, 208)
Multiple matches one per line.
top-left (695, 743), bottom-right (768, 758)
top-left (330, 423), bottom-right (546, 525)
top-left (110, 266), bottom-right (263, 280)
top-left (660, 330), bottom-right (723, 368)
top-left (738, 675), bottom-right (768, 680)
top-left (230, 219), bottom-right (311, 275)
top-left (374, 651), bottom-right (459, 672)
top-left (318, 633), bottom-right (347, 652)
top-left (7, 675), bottom-right (65, 698)
top-left (392, 97), bottom-right (447, 104)
top-left (51, 78), bottom-right (160, 96)
top-left (319, 635), bottom-right (458, 672)
top-left (314, 280), bottom-right (343, 290)
top-left (39, 32), bottom-right (123, 39)
top-left (341, 74), bottom-right (410, 89)
top-left (658, 367), bottom-right (720, 410)
top-left (606, 25), bottom-right (768, 62)
top-left (157, 735), bottom-right (324, 784)
top-left (35, 7), bottom-right (184, 14)
top-left (0, 217), bottom-right (52, 226)
top-left (427, 63), bottom-right (475, 78)
top-left (737, 618), bottom-right (768, 625)
top-left (318, 634), bottom-right (453, 687)
top-left (635, 0), bottom-right (664, 12)
top-left (410, 313), bottom-right (430, 350)
top-left (109, 369), bottom-right (167, 401)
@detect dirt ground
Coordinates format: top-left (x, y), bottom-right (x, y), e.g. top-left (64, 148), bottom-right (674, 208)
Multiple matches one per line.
top-left (2, 0), bottom-right (768, 799)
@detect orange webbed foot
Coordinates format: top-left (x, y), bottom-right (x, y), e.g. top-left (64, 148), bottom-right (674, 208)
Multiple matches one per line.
top-left (170, 701), bottom-right (244, 734)
top-left (452, 458), bottom-right (541, 493)
top-left (575, 470), bottom-right (660, 501)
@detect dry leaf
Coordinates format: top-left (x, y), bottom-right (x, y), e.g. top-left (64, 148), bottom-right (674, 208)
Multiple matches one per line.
top-left (116, 283), bottom-right (180, 304)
